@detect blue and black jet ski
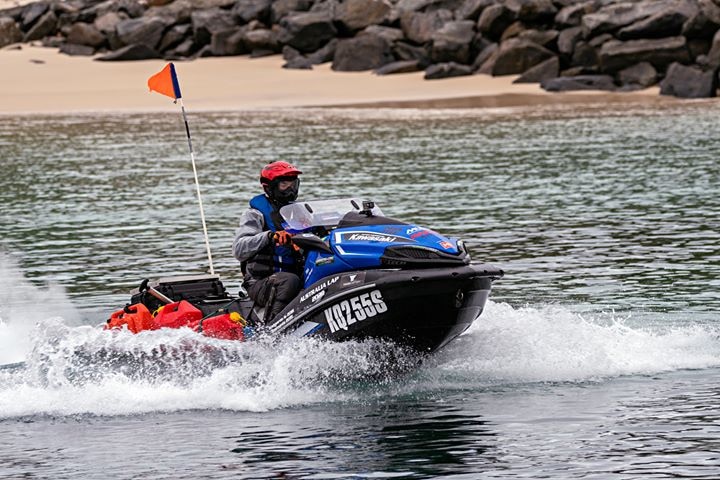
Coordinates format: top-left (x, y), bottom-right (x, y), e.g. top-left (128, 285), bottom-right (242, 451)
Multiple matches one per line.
top-left (124, 198), bottom-right (503, 353)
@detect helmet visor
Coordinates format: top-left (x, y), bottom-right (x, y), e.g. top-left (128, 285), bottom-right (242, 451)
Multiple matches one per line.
top-left (271, 177), bottom-right (300, 204)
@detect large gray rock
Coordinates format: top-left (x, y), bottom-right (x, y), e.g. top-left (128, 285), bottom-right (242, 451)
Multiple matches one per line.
top-left (94, 12), bottom-right (124, 35)
top-left (374, 59), bottom-right (420, 75)
top-left (67, 22), bottom-right (105, 47)
top-left (335, 0), bottom-right (391, 32)
top-left (699, 0), bottom-right (720, 25)
top-left (363, 25), bottom-right (404, 44)
top-left (490, 37), bottom-right (555, 76)
top-left (431, 20), bottom-right (475, 64)
top-left (23, 10), bottom-right (56, 41)
top-left (0, 5), bottom-right (24, 22)
top-left (393, 41), bottom-right (430, 66)
top-left (191, 8), bottom-right (236, 46)
top-left (282, 44), bottom-right (302, 61)
top-left (159, 23), bottom-right (192, 52)
top-left (59, 42), bottom-right (95, 56)
top-left (517, 29), bottom-right (558, 48)
top-left (617, 61), bottom-right (657, 88)
top-left (599, 36), bottom-right (690, 72)
top-left (192, 0), bottom-right (236, 9)
top-left (232, 0), bottom-right (272, 24)
top-left (210, 27), bottom-right (244, 56)
top-left (588, 33), bottom-right (613, 48)
top-left (306, 38), bottom-right (337, 64)
top-left (617, 1), bottom-right (697, 40)
top-left (426, 0), bottom-right (465, 13)
top-left (278, 11), bottom-right (336, 53)
top-left (541, 75), bottom-right (616, 91)
top-left (456, 0), bottom-right (493, 20)
top-left (271, 0), bottom-right (313, 23)
top-left (505, 0), bottom-right (556, 23)
top-left (116, 0), bottom-right (145, 19)
top-left (555, 1), bottom-right (596, 27)
top-left (557, 26), bottom-right (582, 56)
top-left (116, 17), bottom-right (166, 49)
top-left (69, 0), bottom-right (142, 25)
top-left (244, 28), bottom-right (280, 54)
top-left (0, 3), bottom-right (25, 20)
top-left (572, 41), bottom-right (598, 67)
top-left (688, 37), bottom-right (711, 61)
top-left (0, 17), bottom-right (22, 47)
top-left (581, 1), bottom-right (670, 38)
top-left (513, 55), bottom-right (559, 83)
top-left (682, 8), bottom-right (718, 39)
top-left (145, 0), bottom-right (192, 24)
top-left (20, 2), bottom-right (48, 30)
top-left (702, 28), bottom-right (720, 67)
top-left (283, 56), bottom-right (313, 69)
top-left (165, 38), bottom-right (196, 58)
top-left (424, 61), bottom-right (473, 79)
top-left (332, 34), bottom-right (392, 71)
top-left (74, 0), bottom-right (114, 24)
top-left (660, 62), bottom-right (716, 98)
top-left (96, 43), bottom-right (161, 61)
top-left (400, 9), bottom-right (453, 44)
top-left (476, 4), bottom-right (515, 40)
top-left (395, 0), bottom-right (435, 12)
top-left (472, 41), bottom-right (497, 71)
top-left (500, 20), bottom-right (525, 41)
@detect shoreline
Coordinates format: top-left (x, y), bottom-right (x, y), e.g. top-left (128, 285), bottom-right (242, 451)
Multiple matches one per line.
top-left (0, 44), bottom-right (672, 114)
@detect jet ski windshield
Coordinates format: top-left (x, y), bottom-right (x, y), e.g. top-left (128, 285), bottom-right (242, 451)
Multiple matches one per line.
top-left (280, 198), bottom-right (383, 231)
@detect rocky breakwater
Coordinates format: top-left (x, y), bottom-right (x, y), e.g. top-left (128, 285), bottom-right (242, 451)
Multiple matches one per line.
top-left (2, 0), bottom-right (720, 98)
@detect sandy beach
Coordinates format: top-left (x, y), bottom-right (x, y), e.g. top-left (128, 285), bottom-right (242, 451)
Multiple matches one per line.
top-left (0, 43), bottom-right (669, 114)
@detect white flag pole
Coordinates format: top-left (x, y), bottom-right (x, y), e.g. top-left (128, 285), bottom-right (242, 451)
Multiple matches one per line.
top-left (148, 63), bottom-right (215, 275)
top-left (178, 97), bottom-right (215, 275)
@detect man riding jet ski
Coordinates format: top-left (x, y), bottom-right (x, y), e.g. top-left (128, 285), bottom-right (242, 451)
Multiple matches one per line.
top-left (106, 161), bottom-right (503, 353)
top-left (232, 161), bottom-right (304, 322)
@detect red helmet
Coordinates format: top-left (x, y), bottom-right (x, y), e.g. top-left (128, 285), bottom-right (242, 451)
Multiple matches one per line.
top-left (260, 161), bottom-right (302, 184)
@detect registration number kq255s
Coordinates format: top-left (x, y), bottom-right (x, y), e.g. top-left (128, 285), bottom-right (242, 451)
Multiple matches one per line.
top-left (323, 289), bottom-right (388, 333)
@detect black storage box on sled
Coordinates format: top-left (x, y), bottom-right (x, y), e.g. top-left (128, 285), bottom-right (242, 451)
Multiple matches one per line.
top-left (131, 275), bottom-right (233, 315)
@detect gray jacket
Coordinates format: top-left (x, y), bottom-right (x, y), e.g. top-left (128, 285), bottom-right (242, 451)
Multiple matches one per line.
top-left (232, 208), bottom-right (272, 266)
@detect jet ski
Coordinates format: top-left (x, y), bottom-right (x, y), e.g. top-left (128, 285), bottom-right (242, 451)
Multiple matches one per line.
top-left (107, 198), bottom-right (503, 353)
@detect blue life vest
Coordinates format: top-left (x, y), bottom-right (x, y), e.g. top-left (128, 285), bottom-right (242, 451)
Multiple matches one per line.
top-left (245, 194), bottom-right (299, 277)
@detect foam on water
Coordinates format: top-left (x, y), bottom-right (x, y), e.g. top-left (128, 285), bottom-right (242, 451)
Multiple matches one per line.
top-left (0, 254), bottom-right (81, 365)
top-left (431, 302), bottom-right (720, 384)
top-left (2, 253), bottom-right (720, 419)
top-left (1, 300), bottom-right (719, 419)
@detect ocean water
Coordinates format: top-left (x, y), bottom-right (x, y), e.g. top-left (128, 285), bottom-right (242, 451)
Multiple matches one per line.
top-left (1, 103), bottom-right (719, 479)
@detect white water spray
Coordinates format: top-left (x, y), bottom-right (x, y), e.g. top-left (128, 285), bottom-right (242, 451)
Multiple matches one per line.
top-left (0, 254), bottom-right (81, 365)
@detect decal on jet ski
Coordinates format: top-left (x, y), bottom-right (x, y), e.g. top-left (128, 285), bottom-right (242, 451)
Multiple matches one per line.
top-left (439, 241), bottom-right (453, 249)
top-left (275, 308), bottom-right (295, 325)
top-left (340, 272), bottom-right (366, 287)
top-left (310, 290), bottom-right (326, 303)
top-left (315, 256), bottom-right (334, 266)
top-left (323, 289), bottom-right (388, 333)
top-left (343, 233), bottom-right (403, 243)
top-left (300, 276), bottom-right (340, 303)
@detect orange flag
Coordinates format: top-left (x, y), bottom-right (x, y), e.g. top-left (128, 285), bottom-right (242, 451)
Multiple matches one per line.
top-left (147, 63), bottom-right (182, 100)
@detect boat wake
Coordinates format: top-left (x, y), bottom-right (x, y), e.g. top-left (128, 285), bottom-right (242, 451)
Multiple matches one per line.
top-left (2, 256), bottom-right (720, 419)
top-left (428, 302), bottom-right (720, 386)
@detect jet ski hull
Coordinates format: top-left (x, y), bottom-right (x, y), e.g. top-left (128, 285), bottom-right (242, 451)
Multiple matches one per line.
top-left (269, 264), bottom-right (502, 352)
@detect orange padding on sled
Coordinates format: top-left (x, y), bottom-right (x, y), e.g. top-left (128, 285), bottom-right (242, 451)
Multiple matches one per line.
top-left (153, 300), bottom-right (203, 329)
top-left (106, 303), bottom-right (155, 334)
top-left (195, 313), bottom-right (244, 341)
top-left (106, 300), bottom-right (244, 341)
